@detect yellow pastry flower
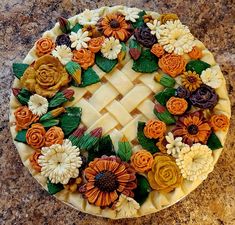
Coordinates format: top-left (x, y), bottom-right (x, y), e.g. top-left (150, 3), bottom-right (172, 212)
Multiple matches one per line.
top-left (148, 153), bottom-right (183, 193)
top-left (20, 55), bottom-right (70, 98)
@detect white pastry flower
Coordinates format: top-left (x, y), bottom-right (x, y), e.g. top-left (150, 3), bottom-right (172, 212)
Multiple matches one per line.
top-left (166, 132), bottom-right (188, 158)
top-left (101, 37), bottom-right (122, 60)
top-left (69, 30), bottom-right (91, 50)
top-left (77, 9), bottom-right (99, 26)
top-left (147, 19), bottom-right (161, 39)
top-left (115, 194), bottom-right (140, 217)
top-left (52, 45), bottom-right (73, 65)
top-left (176, 143), bottom-right (214, 181)
top-left (38, 139), bottom-right (82, 184)
top-left (28, 94), bottom-right (48, 116)
top-left (200, 68), bottom-right (223, 89)
top-left (158, 20), bottom-right (195, 55)
top-left (119, 7), bottom-right (141, 22)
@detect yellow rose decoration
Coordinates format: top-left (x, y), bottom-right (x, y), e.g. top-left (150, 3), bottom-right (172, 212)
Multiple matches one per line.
top-left (20, 55), bottom-right (70, 97)
top-left (148, 153), bottom-right (182, 193)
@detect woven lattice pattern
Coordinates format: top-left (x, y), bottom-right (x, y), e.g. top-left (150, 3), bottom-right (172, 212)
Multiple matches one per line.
top-left (66, 58), bottom-right (164, 146)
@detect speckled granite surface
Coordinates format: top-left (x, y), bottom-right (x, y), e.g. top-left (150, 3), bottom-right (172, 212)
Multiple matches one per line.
top-left (0, 0), bottom-right (235, 224)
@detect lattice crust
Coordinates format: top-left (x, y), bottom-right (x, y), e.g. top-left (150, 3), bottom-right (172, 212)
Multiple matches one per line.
top-left (9, 6), bottom-right (231, 219)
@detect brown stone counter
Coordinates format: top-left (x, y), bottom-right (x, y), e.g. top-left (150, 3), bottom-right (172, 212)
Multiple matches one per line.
top-left (0, 0), bottom-right (234, 224)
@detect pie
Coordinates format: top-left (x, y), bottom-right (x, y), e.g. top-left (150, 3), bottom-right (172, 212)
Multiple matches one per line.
top-left (9, 6), bottom-right (231, 219)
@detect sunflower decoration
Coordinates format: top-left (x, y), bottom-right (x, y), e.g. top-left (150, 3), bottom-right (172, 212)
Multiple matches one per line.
top-left (83, 156), bottom-right (137, 207)
top-left (181, 71), bottom-right (202, 91)
top-left (172, 111), bottom-right (211, 146)
top-left (98, 13), bottom-right (133, 41)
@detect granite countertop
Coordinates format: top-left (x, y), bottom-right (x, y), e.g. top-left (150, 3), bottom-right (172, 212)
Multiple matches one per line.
top-left (0, 0), bottom-right (234, 224)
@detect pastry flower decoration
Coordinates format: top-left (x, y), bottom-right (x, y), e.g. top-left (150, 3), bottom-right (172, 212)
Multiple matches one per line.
top-left (157, 20), bottom-right (195, 55)
top-left (114, 194), bottom-right (140, 217)
top-left (101, 37), bottom-right (122, 60)
top-left (119, 7), bottom-right (141, 22)
top-left (38, 139), bottom-right (82, 184)
top-left (176, 143), bottom-right (214, 181)
top-left (77, 9), bottom-right (100, 26)
top-left (69, 29), bottom-right (91, 50)
top-left (146, 19), bottom-right (161, 39)
top-left (28, 94), bottom-right (48, 116)
top-left (200, 67), bottom-right (223, 89)
top-left (52, 45), bottom-right (73, 65)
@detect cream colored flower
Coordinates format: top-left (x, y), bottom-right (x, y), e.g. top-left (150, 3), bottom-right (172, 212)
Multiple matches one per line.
top-left (28, 94), bottom-right (48, 116)
top-left (147, 19), bottom-right (161, 39)
top-left (115, 194), bottom-right (140, 217)
top-left (77, 9), bottom-right (99, 26)
top-left (38, 139), bottom-right (82, 184)
top-left (176, 143), bottom-right (214, 181)
top-left (69, 30), bottom-right (91, 50)
top-left (52, 45), bottom-right (73, 65)
top-left (201, 67), bottom-right (223, 89)
top-left (166, 132), bottom-right (188, 158)
top-left (101, 37), bottom-right (122, 59)
top-left (120, 7), bottom-right (141, 22)
top-left (158, 20), bottom-right (195, 55)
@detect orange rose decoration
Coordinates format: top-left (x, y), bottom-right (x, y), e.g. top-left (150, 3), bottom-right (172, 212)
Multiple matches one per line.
top-left (72, 49), bottom-right (95, 70)
top-left (151, 44), bottom-right (165, 58)
top-left (30, 151), bottom-right (42, 172)
top-left (159, 53), bottom-right (186, 77)
top-left (144, 119), bottom-right (167, 139)
top-left (14, 106), bottom-right (39, 131)
top-left (188, 46), bottom-right (202, 60)
top-left (45, 126), bottom-right (64, 147)
top-left (210, 114), bottom-right (229, 131)
top-left (26, 123), bottom-right (46, 149)
top-left (166, 97), bottom-right (188, 115)
top-left (36, 37), bottom-right (55, 57)
top-left (130, 149), bottom-right (153, 173)
top-left (88, 36), bottom-right (105, 53)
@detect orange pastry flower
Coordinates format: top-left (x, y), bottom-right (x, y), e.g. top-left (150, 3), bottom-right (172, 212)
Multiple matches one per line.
top-left (26, 123), bottom-right (46, 149)
top-left (166, 97), bottom-right (188, 115)
top-left (210, 114), bottom-right (229, 132)
top-left (156, 136), bottom-right (167, 153)
top-left (151, 44), bottom-right (165, 58)
top-left (20, 55), bottom-right (70, 97)
top-left (29, 151), bottom-right (42, 172)
top-left (82, 25), bottom-right (101, 37)
top-left (84, 156), bottom-right (136, 207)
top-left (148, 153), bottom-right (182, 193)
top-left (35, 37), bottom-right (55, 57)
top-left (45, 126), bottom-right (64, 147)
top-left (159, 53), bottom-right (186, 77)
top-left (14, 106), bottom-right (39, 131)
top-left (88, 36), bottom-right (105, 53)
top-left (181, 71), bottom-right (202, 91)
top-left (188, 46), bottom-right (203, 60)
top-left (98, 13), bottom-right (133, 41)
top-left (72, 49), bottom-right (95, 70)
top-left (144, 119), bottom-right (167, 139)
top-left (130, 150), bottom-right (154, 173)
top-left (172, 111), bottom-right (211, 146)
top-left (159, 13), bottom-right (179, 24)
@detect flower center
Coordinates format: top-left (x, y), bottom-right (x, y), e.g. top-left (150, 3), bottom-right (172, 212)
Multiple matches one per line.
top-left (94, 170), bottom-right (119, 192)
top-left (110, 19), bottom-right (120, 28)
top-left (187, 75), bottom-right (197, 83)
top-left (187, 124), bottom-right (199, 135)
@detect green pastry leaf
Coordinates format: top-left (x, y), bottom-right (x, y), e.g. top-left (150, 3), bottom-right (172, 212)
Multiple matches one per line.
top-left (137, 122), bottom-right (159, 154)
top-left (14, 130), bottom-right (27, 143)
top-left (79, 67), bottom-right (101, 87)
top-left (12, 63), bottom-right (29, 79)
top-left (207, 132), bottom-right (223, 150)
top-left (65, 61), bottom-right (82, 85)
top-left (129, 39), bottom-right (142, 60)
top-left (132, 49), bottom-right (158, 73)
top-left (40, 119), bottom-right (60, 128)
top-left (71, 23), bottom-right (83, 33)
top-left (186, 60), bottom-right (210, 75)
top-left (47, 179), bottom-right (64, 195)
top-left (134, 174), bottom-right (151, 205)
top-left (117, 137), bottom-right (132, 162)
top-left (153, 108), bottom-right (176, 125)
top-left (132, 11), bottom-right (146, 28)
top-left (154, 88), bottom-right (176, 106)
top-left (95, 53), bottom-right (118, 73)
top-left (59, 107), bottom-right (82, 136)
